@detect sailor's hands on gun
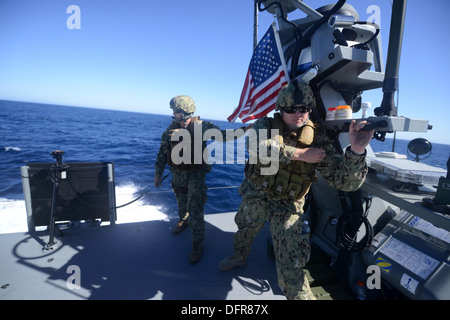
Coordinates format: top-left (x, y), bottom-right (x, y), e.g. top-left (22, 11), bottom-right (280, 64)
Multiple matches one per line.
top-left (348, 119), bottom-right (374, 155)
top-left (292, 120), bottom-right (373, 163)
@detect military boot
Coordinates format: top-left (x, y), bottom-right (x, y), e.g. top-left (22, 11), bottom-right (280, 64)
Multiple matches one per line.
top-left (218, 253), bottom-right (246, 271)
top-left (172, 219), bottom-right (189, 235)
top-left (188, 240), bottom-right (203, 264)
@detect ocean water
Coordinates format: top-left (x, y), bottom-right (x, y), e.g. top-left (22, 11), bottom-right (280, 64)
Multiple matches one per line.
top-left (1, 100), bottom-right (449, 234)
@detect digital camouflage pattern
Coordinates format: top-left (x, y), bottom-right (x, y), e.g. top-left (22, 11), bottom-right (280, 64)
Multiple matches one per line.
top-left (232, 115), bottom-right (368, 300)
top-left (155, 116), bottom-right (247, 241)
top-left (275, 81), bottom-right (315, 110)
top-left (232, 192), bottom-right (315, 299)
top-left (170, 169), bottom-right (208, 241)
top-left (248, 116), bottom-right (368, 191)
top-left (169, 95), bottom-right (196, 114)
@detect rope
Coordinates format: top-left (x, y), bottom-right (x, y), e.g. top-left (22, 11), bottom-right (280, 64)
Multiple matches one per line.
top-left (114, 172), bottom-right (170, 209)
top-left (207, 185), bottom-right (240, 190)
top-left (0, 183), bottom-right (241, 204)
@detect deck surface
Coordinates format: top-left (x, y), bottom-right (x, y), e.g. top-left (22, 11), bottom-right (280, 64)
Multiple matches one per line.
top-left (0, 212), bottom-right (351, 300)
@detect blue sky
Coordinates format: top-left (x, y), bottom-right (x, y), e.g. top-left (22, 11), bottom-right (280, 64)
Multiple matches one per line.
top-left (0, 0), bottom-right (449, 144)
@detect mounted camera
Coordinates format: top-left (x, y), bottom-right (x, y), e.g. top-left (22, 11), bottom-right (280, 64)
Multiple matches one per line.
top-left (51, 150), bottom-right (65, 166)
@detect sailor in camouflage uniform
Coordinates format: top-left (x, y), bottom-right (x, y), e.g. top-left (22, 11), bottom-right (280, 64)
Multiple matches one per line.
top-left (218, 81), bottom-right (374, 299)
top-left (154, 95), bottom-right (250, 264)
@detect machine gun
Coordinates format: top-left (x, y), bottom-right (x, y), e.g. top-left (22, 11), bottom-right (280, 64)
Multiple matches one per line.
top-left (323, 116), bottom-right (431, 141)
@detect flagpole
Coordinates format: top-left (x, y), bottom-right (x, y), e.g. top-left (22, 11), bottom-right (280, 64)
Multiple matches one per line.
top-left (253, 0), bottom-right (258, 51)
top-left (272, 23), bottom-right (290, 85)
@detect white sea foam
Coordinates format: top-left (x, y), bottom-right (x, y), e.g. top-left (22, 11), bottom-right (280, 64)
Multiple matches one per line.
top-left (0, 198), bottom-right (27, 234)
top-left (115, 183), bottom-right (169, 224)
top-left (4, 146), bottom-right (22, 152)
top-left (0, 183), bottom-right (169, 234)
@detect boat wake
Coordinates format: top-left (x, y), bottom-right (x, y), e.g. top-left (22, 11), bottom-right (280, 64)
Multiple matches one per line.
top-left (0, 183), bottom-right (169, 235)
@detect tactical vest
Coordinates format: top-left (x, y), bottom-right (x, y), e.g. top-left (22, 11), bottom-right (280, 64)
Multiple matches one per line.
top-left (245, 113), bottom-right (318, 201)
top-left (167, 117), bottom-right (208, 170)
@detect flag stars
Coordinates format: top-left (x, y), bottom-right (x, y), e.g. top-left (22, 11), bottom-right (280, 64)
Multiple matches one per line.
top-left (249, 31), bottom-right (282, 87)
top-left (227, 25), bottom-right (287, 123)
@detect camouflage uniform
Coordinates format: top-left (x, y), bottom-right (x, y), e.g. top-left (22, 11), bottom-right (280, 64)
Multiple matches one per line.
top-left (154, 96), bottom-right (247, 242)
top-left (229, 82), bottom-right (368, 300)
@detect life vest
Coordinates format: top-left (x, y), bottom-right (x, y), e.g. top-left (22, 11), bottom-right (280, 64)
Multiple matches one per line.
top-left (245, 113), bottom-right (318, 201)
top-left (167, 117), bottom-right (208, 170)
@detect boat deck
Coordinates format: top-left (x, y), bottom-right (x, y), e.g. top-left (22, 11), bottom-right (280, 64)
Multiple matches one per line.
top-left (0, 212), bottom-right (350, 300)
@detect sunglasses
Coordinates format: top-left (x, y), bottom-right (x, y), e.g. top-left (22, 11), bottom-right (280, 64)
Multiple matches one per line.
top-left (281, 105), bottom-right (312, 114)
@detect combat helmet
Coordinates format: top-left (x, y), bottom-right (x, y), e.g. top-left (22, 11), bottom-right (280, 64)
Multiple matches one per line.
top-left (170, 95), bottom-right (196, 113)
top-left (275, 80), bottom-right (315, 111)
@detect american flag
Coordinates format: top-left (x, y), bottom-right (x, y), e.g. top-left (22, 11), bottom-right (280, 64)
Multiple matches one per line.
top-left (228, 23), bottom-right (289, 123)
